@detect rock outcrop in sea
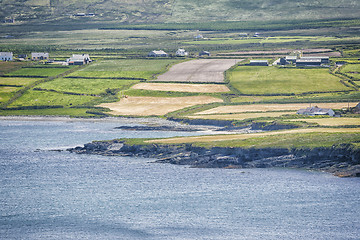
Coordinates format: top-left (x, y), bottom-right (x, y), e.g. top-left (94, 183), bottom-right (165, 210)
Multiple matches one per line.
top-left (68, 140), bottom-right (360, 177)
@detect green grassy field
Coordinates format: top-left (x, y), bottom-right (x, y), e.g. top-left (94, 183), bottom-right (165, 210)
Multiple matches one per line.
top-left (341, 64), bottom-right (360, 80)
top-left (0, 77), bottom-right (42, 86)
top-left (38, 77), bottom-right (139, 95)
top-left (231, 91), bottom-right (360, 103)
top-left (193, 132), bottom-right (360, 149)
top-left (0, 86), bottom-right (19, 102)
top-left (228, 66), bottom-right (350, 95)
top-left (7, 66), bottom-right (72, 77)
top-left (8, 89), bottom-right (98, 108)
top-left (68, 59), bottom-right (180, 79)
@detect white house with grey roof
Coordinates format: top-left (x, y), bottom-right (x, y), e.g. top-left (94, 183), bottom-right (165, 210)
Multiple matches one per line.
top-left (176, 49), bottom-right (188, 57)
top-left (297, 106), bottom-right (335, 117)
top-left (31, 52), bottom-right (49, 61)
top-left (148, 50), bottom-right (168, 57)
top-left (0, 52), bottom-right (13, 61)
top-left (67, 54), bottom-right (91, 65)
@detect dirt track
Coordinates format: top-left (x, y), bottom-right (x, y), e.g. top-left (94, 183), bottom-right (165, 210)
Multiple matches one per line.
top-left (98, 96), bottom-right (223, 116)
top-left (153, 59), bottom-right (242, 83)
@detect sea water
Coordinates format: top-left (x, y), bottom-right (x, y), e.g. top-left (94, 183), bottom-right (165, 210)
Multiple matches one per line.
top-left (1, 119), bottom-right (359, 240)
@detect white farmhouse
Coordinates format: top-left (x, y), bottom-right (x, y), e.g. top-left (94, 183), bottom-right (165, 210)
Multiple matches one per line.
top-left (176, 49), bottom-right (188, 57)
top-left (31, 52), bottom-right (49, 60)
top-left (148, 50), bottom-right (168, 58)
top-left (297, 106), bottom-right (335, 117)
top-left (0, 52), bottom-right (13, 61)
top-left (67, 54), bottom-right (92, 65)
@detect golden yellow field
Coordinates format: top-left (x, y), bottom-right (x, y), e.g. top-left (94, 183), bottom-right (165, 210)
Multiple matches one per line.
top-left (131, 83), bottom-right (230, 93)
top-left (98, 96), bottom-right (223, 116)
top-left (188, 111), bottom-right (295, 120)
top-left (147, 128), bottom-right (360, 144)
top-left (195, 102), bottom-right (359, 115)
top-left (290, 118), bottom-right (360, 126)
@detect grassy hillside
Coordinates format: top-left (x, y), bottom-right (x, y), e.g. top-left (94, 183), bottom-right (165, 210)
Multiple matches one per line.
top-left (1, 0), bottom-right (360, 24)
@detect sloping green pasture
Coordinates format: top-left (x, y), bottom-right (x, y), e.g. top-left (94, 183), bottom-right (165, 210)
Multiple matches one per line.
top-left (68, 59), bottom-right (180, 79)
top-left (8, 90), bottom-right (97, 108)
top-left (38, 78), bottom-right (139, 95)
top-left (0, 77), bottom-right (41, 86)
top-left (7, 66), bottom-right (72, 77)
top-left (0, 77), bottom-right (42, 104)
top-left (228, 66), bottom-right (350, 95)
top-left (341, 64), bottom-right (360, 80)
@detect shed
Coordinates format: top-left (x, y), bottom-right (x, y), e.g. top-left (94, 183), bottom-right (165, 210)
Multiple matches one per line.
top-left (300, 56), bottom-right (329, 64)
top-left (199, 51), bottom-right (211, 57)
top-left (148, 50), bottom-right (168, 58)
top-left (296, 59), bottom-right (322, 67)
top-left (297, 106), bottom-right (335, 117)
top-left (248, 60), bottom-right (268, 66)
top-left (285, 56), bottom-right (297, 63)
top-left (0, 52), bottom-right (13, 61)
top-left (194, 34), bottom-right (204, 39)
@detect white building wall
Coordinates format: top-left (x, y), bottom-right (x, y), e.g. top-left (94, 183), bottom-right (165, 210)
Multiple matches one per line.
top-left (0, 52), bottom-right (13, 61)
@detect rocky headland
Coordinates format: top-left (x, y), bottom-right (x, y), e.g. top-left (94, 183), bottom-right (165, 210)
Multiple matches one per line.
top-left (68, 140), bottom-right (360, 177)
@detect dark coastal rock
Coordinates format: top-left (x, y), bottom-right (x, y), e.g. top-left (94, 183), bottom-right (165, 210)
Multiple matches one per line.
top-left (67, 141), bottom-right (360, 177)
top-left (114, 125), bottom-right (198, 132)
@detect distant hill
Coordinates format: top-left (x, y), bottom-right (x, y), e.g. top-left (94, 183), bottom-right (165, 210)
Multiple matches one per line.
top-left (1, 0), bottom-right (360, 24)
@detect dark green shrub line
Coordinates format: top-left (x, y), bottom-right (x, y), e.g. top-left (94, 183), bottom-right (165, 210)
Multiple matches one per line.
top-left (1, 105), bottom-right (64, 110)
top-left (148, 81), bottom-right (227, 85)
top-left (33, 87), bottom-right (101, 97)
top-left (0, 75), bottom-right (48, 78)
top-left (0, 84), bottom-right (23, 87)
top-left (65, 76), bottom-right (147, 81)
top-left (22, 66), bottom-right (70, 69)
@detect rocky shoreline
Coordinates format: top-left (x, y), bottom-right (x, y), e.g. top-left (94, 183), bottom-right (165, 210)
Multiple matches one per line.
top-left (68, 140), bottom-right (360, 178)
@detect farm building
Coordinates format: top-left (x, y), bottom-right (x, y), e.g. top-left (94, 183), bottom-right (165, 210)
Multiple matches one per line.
top-left (18, 54), bottom-right (27, 59)
top-left (285, 56), bottom-right (297, 63)
top-left (0, 52), bottom-right (13, 61)
top-left (353, 103), bottom-right (360, 114)
top-left (32, 52), bottom-right (49, 61)
top-left (176, 49), bottom-right (188, 57)
top-left (194, 34), bottom-right (204, 39)
top-left (199, 51), bottom-right (211, 57)
top-left (300, 56), bottom-right (329, 64)
top-left (67, 54), bottom-right (92, 65)
top-left (297, 106), bottom-right (335, 117)
top-left (296, 59), bottom-right (322, 67)
top-left (274, 58), bottom-right (289, 66)
top-left (248, 60), bottom-right (268, 66)
top-left (148, 50), bottom-right (168, 58)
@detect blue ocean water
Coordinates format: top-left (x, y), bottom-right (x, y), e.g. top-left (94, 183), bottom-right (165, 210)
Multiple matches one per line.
top-left (1, 119), bottom-right (359, 240)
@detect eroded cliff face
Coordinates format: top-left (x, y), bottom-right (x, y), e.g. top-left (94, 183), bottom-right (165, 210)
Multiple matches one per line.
top-left (68, 140), bottom-right (360, 177)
